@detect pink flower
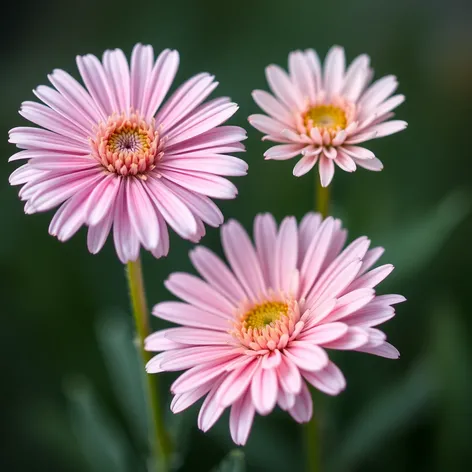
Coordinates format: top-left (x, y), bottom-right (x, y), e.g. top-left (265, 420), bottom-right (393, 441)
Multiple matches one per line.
top-left (146, 213), bottom-right (404, 445)
top-left (249, 46), bottom-right (407, 186)
top-left (8, 44), bottom-right (247, 262)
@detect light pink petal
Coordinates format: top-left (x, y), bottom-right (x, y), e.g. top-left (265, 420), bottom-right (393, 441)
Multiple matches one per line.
top-left (304, 49), bottom-right (323, 93)
top-left (145, 176), bottom-right (198, 239)
top-left (343, 145), bottom-right (375, 160)
top-left (160, 168), bottom-right (237, 200)
top-left (261, 350), bottom-right (282, 369)
top-left (76, 54), bottom-right (116, 116)
top-left (266, 64), bottom-right (304, 110)
top-left (318, 155), bottom-right (335, 187)
top-left (251, 89), bottom-right (295, 126)
top-left (334, 151), bottom-right (356, 172)
top-left (251, 365), bottom-right (278, 415)
top-left (284, 341), bottom-right (328, 371)
top-left (221, 219), bottom-right (267, 300)
top-left (323, 327), bottom-right (369, 350)
top-left (342, 54), bottom-right (371, 102)
top-left (216, 357), bottom-right (259, 407)
top-left (288, 50), bottom-right (316, 102)
top-left (368, 120), bottom-right (408, 138)
top-left (19, 101), bottom-right (89, 142)
top-left (356, 342), bottom-right (400, 359)
top-left (48, 69), bottom-right (102, 123)
top-left (293, 153), bottom-right (319, 177)
top-left (277, 353), bottom-right (303, 395)
top-left (348, 264), bottom-right (394, 291)
top-left (300, 322), bottom-right (348, 344)
top-left (302, 361), bottom-right (346, 395)
top-left (84, 174), bottom-right (121, 225)
top-left (112, 183), bottom-right (139, 263)
top-left (299, 217), bottom-right (335, 299)
top-left (190, 246), bottom-right (246, 305)
top-left (142, 49), bottom-right (179, 120)
top-left (320, 288), bottom-right (375, 324)
top-left (323, 46), bottom-right (345, 97)
top-left (153, 301), bottom-right (230, 330)
top-left (359, 75), bottom-right (398, 111)
top-left (230, 389), bottom-right (256, 446)
top-left (164, 272), bottom-right (235, 318)
top-left (162, 154), bottom-right (247, 177)
top-left (354, 156), bottom-right (384, 171)
top-left (198, 377), bottom-right (227, 432)
top-left (171, 378), bottom-right (216, 414)
top-left (127, 178), bottom-right (159, 250)
top-left (102, 48), bottom-right (131, 113)
top-left (144, 329), bottom-right (186, 352)
top-left (9, 164), bottom-right (46, 186)
top-left (264, 143), bottom-right (305, 160)
top-left (164, 327), bottom-right (231, 346)
top-left (275, 216), bottom-right (298, 293)
top-left (87, 208), bottom-right (114, 254)
top-left (151, 212), bottom-right (170, 259)
top-left (254, 213), bottom-right (278, 289)
top-left (277, 388), bottom-right (296, 411)
top-left (171, 358), bottom-right (234, 394)
top-left (359, 247), bottom-right (384, 274)
top-left (130, 43), bottom-right (154, 113)
top-left (298, 212), bottom-right (322, 263)
top-left (288, 382), bottom-right (312, 423)
top-left (248, 114), bottom-right (289, 138)
top-left (34, 85), bottom-right (94, 131)
top-left (28, 156), bottom-right (96, 172)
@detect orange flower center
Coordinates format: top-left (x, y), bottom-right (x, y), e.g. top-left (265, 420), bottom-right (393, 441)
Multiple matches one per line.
top-left (90, 112), bottom-right (161, 178)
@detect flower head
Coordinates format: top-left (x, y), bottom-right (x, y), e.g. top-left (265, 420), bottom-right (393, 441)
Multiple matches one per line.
top-left (249, 46), bottom-right (407, 186)
top-left (9, 44), bottom-right (247, 262)
top-left (146, 213), bottom-right (404, 445)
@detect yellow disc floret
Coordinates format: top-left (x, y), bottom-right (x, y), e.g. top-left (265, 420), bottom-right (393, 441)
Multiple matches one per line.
top-left (304, 105), bottom-right (347, 131)
top-left (243, 301), bottom-right (289, 329)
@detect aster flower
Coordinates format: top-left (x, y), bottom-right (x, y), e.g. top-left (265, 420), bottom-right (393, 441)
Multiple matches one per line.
top-left (146, 213), bottom-right (404, 445)
top-left (249, 46), bottom-right (407, 186)
top-left (8, 44), bottom-right (247, 262)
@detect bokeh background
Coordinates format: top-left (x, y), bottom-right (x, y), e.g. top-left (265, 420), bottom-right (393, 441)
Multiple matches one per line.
top-left (2, 0), bottom-right (472, 470)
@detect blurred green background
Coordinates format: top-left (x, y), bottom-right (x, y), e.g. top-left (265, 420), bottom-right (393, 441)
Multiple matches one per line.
top-left (2, 0), bottom-right (472, 470)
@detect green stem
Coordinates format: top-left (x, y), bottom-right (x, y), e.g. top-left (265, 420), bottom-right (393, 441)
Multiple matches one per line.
top-left (126, 257), bottom-right (172, 471)
top-left (315, 177), bottom-right (330, 218)
top-left (304, 175), bottom-right (331, 472)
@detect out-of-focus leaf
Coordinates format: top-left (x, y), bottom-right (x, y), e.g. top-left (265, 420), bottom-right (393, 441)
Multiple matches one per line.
top-left (380, 190), bottom-right (470, 280)
top-left (166, 407), bottom-right (195, 470)
top-left (431, 297), bottom-right (472, 470)
top-left (213, 450), bottom-right (246, 472)
top-left (327, 358), bottom-right (438, 472)
top-left (96, 311), bottom-right (149, 447)
top-left (64, 376), bottom-right (131, 472)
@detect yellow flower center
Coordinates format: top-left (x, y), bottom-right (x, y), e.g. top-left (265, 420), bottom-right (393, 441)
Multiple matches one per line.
top-left (107, 127), bottom-right (151, 154)
top-left (243, 301), bottom-right (289, 329)
top-left (304, 105), bottom-right (347, 131)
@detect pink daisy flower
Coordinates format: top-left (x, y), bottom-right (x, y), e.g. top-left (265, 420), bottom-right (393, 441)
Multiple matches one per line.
top-left (146, 213), bottom-right (404, 445)
top-left (249, 46), bottom-right (407, 186)
top-left (8, 44), bottom-right (247, 262)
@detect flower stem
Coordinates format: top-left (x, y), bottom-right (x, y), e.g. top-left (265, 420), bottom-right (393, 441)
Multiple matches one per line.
top-left (126, 257), bottom-right (172, 471)
top-left (315, 177), bottom-right (330, 218)
top-left (304, 175), bottom-right (331, 472)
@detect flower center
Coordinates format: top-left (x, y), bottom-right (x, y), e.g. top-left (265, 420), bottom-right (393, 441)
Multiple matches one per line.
top-left (243, 301), bottom-right (289, 329)
top-left (304, 105), bottom-right (347, 131)
top-left (90, 112), bottom-right (161, 178)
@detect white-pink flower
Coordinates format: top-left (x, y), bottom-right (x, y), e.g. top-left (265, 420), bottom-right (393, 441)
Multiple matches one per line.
top-left (8, 44), bottom-right (247, 263)
top-left (146, 213), bottom-right (404, 445)
top-left (249, 46), bottom-right (407, 186)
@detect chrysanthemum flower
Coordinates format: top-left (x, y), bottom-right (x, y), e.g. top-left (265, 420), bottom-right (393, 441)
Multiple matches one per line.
top-left (249, 46), bottom-right (407, 186)
top-left (8, 44), bottom-right (247, 262)
top-left (146, 213), bottom-right (404, 445)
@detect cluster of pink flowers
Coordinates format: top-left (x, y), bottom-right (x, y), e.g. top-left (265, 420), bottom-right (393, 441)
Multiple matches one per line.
top-left (8, 44), bottom-right (406, 446)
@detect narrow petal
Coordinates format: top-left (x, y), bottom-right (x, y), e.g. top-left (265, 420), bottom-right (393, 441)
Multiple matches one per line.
top-left (302, 361), bottom-right (346, 395)
top-left (288, 382), bottom-right (313, 423)
top-left (230, 389), bottom-right (256, 446)
top-left (318, 155), bottom-right (335, 187)
top-left (251, 365), bottom-right (278, 415)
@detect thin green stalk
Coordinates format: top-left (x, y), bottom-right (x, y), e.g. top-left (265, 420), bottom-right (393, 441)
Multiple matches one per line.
top-left (126, 257), bottom-right (172, 471)
top-left (315, 177), bottom-right (330, 218)
top-left (304, 175), bottom-right (331, 472)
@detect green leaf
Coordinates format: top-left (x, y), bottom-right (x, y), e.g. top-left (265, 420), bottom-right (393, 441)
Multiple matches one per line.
top-left (96, 311), bottom-right (149, 447)
top-left (213, 449), bottom-right (246, 472)
top-left (380, 190), bottom-right (471, 280)
top-left (327, 358), bottom-right (438, 472)
top-left (64, 376), bottom-right (132, 472)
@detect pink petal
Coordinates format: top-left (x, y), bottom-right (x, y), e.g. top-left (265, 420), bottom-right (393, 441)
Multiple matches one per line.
top-left (102, 48), bottom-right (131, 113)
top-left (323, 327), bottom-right (369, 350)
top-left (230, 389), bottom-right (256, 446)
top-left (321, 288), bottom-right (375, 324)
top-left (354, 156), bottom-right (384, 171)
top-left (348, 264), bottom-right (394, 291)
top-left (299, 322), bottom-right (348, 344)
top-left (266, 64), bottom-right (304, 110)
top-left (288, 382), bottom-right (313, 423)
top-left (264, 143), bottom-right (305, 160)
top-left (221, 219), bottom-right (267, 300)
top-left (254, 213), bottom-right (278, 289)
top-left (288, 50), bottom-right (316, 102)
top-left (252, 89), bottom-right (295, 126)
top-left (293, 153), bottom-right (319, 177)
top-left (302, 361), bottom-right (346, 395)
top-left (318, 155), bottom-right (335, 187)
top-left (130, 43), bottom-right (154, 113)
top-left (171, 378), bottom-right (215, 414)
top-left (251, 365), bottom-right (278, 415)
top-left (284, 341), bottom-right (328, 371)
top-left (275, 216), bottom-right (298, 293)
top-left (198, 377), bottom-right (227, 432)
top-left (85, 174), bottom-right (121, 225)
top-left (359, 247), bottom-right (385, 274)
top-left (277, 353), bottom-right (303, 394)
top-left (342, 54), bottom-right (371, 102)
top-left (164, 327), bottom-right (231, 346)
top-left (356, 342), bottom-right (400, 359)
top-left (87, 208), bottom-right (114, 254)
top-left (144, 329), bottom-right (186, 352)
top-left (298, 212), bottom-right (322, 263)
top-left (323, 46), bottom-right (345, 97)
